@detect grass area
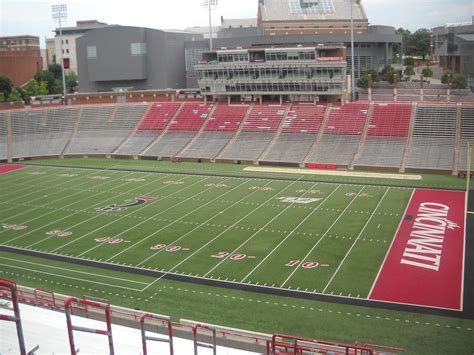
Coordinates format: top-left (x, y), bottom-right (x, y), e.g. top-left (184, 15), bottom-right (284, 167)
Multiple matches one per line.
top-left (23, 157), bottom-right (467, 190)
top-left (0, 159), bottom-right (472, 354)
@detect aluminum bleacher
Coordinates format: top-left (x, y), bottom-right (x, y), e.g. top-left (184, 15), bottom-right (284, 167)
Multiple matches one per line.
top-left (116, 102), bottom-right (181, 155)
top-left (355, 103), bottom-right (412, 168)
top-left (179, 104), bottom-right (249, 159)
top-left (459, 105), bottom-right (474, 171)
top-left (307, 102), bottom-right (369, 166)
top-left (219, 104), bottom-right (287, 161)
top-left (67, 104), bottom-right (147, 155)
top-left (144, 102), bottom-right (212, 158)
top-left (0, 112), bottom-right (7, 160)
top-left (406, 104), bottom-right (457, 171)
top-left (12, 107), bottom-right (79, 159)
top-left (263, 104), bottom-right (326, 163)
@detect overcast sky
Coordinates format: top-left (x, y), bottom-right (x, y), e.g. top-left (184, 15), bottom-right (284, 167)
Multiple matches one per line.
top-left (0, 0), bottom-right (473, 47)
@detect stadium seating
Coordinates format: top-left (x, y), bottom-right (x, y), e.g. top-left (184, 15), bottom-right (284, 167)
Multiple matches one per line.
top-left (406, 104), bottom-right (457, 171)
top-left (355, 103), bottom-right (412, 168)
top-left (116, 102), bottom-right (181, 155)
top-left (307, 102), bottom-right (369, 166)
top-left (179, 104), bottom-right (249, 159)
top-left (219, 104), bottom-right (287, 161)
top-left (262, 104), bottom-right (326, 163)
top-left (459, 105), bottom-right (474, 171)
top-left (144, 102), bottom-right (212, 158)
top-left (11, 107), bottom-right (79, 159)
top-left (0, 112), bottom-right (7, 160)
top-left (67, 104), bottom-right (148, 155)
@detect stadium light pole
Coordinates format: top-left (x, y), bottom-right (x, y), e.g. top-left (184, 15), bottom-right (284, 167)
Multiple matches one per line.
top-left (350, 0), bottom-right (356, 101)
top-left (52, 4), bottom-right (68, 105)
top-left (202, 0), bottom-right (218, 50)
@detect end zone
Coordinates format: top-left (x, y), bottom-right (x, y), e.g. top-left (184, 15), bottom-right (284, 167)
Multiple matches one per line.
top-left (0, 164), bottom-right (28, 175)
top-left (369, 189), bottom-right (466, 311)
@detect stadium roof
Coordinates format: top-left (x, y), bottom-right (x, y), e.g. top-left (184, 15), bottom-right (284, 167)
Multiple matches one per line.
top-left (221, 18), bottom-right (258, 28)
top-left (457, 34), bottom-right (474, 42)
top-left (260, 0), bottom-right (367, 22)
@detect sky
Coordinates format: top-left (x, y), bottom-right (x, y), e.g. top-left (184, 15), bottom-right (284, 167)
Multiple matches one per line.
top-left (0, 0), bottom-right (473, 47)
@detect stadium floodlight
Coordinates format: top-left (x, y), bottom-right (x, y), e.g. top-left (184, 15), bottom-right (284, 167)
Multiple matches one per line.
top-left (52, 4), bottom-right (68, 105)
top-left (202, 0), bottom-right (218, 50)
top-left (350, 0), bottom-right (355, 101)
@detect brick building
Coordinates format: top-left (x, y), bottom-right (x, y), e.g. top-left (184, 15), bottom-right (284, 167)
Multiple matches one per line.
top-left (0, 36), bottom-right (43, 86)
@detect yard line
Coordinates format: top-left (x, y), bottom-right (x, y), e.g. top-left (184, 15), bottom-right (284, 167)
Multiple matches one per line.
top-left (280, 186), bottom-right (367, 288)
top-left (134, 179), bottom-right (273, 267)
top-left (240, 184), bottom-right (342, 283)
top-left (202, 178), bottom-right (315, 278)
top-left (0, 170), bottom-right (139, 239)
top-left (0, 256), bottom-right (149, 285)
top-left (0, 169), bottom-right (124, 219)
top-left (322, 187), bottom-right (391, 293)
top-left (50, 175), bottom-right (210, 253)
top-left (0, 263), bottom-right (144, 291)
top-left (140, 178), bottom-right (306, 291)
top-left (90, 177), bottom-right (241, 260)
top-left (4, 171), bottom-right (166, 246)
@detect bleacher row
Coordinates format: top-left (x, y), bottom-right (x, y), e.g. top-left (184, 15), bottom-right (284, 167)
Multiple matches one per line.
top-left (1, 101), bottom-right (474, 173)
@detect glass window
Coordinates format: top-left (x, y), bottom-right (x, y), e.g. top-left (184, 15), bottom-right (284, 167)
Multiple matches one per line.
top-left (131, 42), bottom-right (147, 56)
top-left (87, 46), bottom-right (97, 58)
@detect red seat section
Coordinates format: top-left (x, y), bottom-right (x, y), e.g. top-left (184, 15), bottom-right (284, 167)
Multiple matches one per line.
top-left (368, 103), bottom-right (412, 137)
top-left (168, 102), bottom-right (213, 131)
top-left (242, 105), bottom-right (287, 132)
top-left (204, 104), bottom-right (249, 132)
top-left (282, 104), bottom-right (326, 134)
top-left (138, 102), bottom-right (181, 131)
top-left (324, 102), bottom-right (369, 135)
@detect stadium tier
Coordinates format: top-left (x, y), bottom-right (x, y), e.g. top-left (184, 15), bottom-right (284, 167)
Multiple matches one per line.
top-left (2, 100), bottom-right (474, 173)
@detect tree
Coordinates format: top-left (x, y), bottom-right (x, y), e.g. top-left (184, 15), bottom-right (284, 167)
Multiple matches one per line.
top-left (404, 66), bottom-right (415, 77)
top-left (394, 28), bottom-right (411, 61)
top-left (34, 70), bottom-right (56, 94)
top-left (21, 80), bottom-right (40, 103)
top-left (39, 81), bottom-right (48, 96)
top-left (0, 75), bottom-right (13, 99)
top-left (66, 71), bottom-right (78, 93)
top-left (356, 75), bottom-right (369, 89)
top-left (9, 87), bottom-right (23, 102)
top-left (403, 57), bottom-right (415, 66)
top-left (452, 74), bottom-right (468, 90)
top-left (0, 92), bottom-right (5, 103)
top-left (406, 29), bottom-right (431, 60)
top-left (48, 63), bottom-right (63, 80)
top-left (441, 71), bottom-right (455, 84)
top-left (422, 67), bottom-right (433, 78)
top-left (365, 68), bottom-right (380, 83)
top-left (382, 65), bottom-right (396, 84)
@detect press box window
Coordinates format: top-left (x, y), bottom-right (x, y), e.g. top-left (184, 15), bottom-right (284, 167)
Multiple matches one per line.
top-left (87, 46), bottom-right (97, 59)
top-left (131, 42), bottom-right (147, 56)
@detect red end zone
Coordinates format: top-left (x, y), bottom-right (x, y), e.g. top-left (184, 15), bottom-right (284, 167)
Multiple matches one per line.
top-left (369, 189), bottom-right (466, 311)
top-left (0, 164), bottom-right (28, 174)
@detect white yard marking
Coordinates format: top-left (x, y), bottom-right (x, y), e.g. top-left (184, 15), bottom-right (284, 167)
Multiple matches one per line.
top-left (50, 176), bottom-right (208, 253)
top-left (322, 187), bottom-right (391, 293)
top-left (4, 172), bottom-right (165, 246)
top-left (280, 186), bottom-right (366, 288)
top-left (240, 185), bottom-right (342, 283)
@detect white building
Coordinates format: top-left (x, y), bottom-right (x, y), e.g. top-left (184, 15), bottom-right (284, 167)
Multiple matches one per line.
top-left (54, 20), bottom-right (108, 75)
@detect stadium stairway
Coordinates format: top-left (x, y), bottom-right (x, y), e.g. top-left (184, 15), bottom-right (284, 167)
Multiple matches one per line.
top-left (453, 103), bottom-right (463, 175)
top-left (140, 102), bottom-right (185, 156)
top-left (301, 104), bottom-right (332, 167)
top-left (458, 104), bottom-right (474, 172)
top-left (349, 101), bottom-right (375, 169)
top-left (257, 104), bottom-right (292, 163)
top-left (399, 102), bottom-right (418, 173)
top-left (0, 111), bottom-right (9, 161)
top-left (60, 106), bottom-right (83, 158)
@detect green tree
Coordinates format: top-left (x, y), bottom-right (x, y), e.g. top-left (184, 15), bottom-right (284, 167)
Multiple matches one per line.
top-left (404, 66), bottom-right (415, 77)
top-left (34, 70), bottom-right (56, 94)
top-left (66, 71), bottom-right (78, 93)
top-left (0, 92), bottom-right (5, 103)
top-left (21, 80), bottom-right (40, 103)
top-left (365, 68), bottom-right (380, 82)
top-left (39, 81), bottom-right (49, 95)
top-left (452, 74), bottom-right (468, 90)
top-left (48, 63), bottom-right (63, 80)
top-left (0, 75), bottom-right (13, 98)
top-left (9, 87), bottom-right (23, 102)
top-left (441, 71), bottom-right (455, 84)
top-left (406, 29), bottom-right (431, 60)
top-left (422, 67), bottom-right (433, 78)
top-left (52, 79), bottom-right (63, 95)
top-left (403, 57), bottom-right (415, 66)
top-left (394, 28), bottom-right (411, 60)
top-left (382, 65), bottom-right (396, 84)
top-left (356, 75), bottom-right (369, 89)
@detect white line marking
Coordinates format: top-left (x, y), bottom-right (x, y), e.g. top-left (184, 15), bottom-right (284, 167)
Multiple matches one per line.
top-left (322, 187), bottom-right (391, 293)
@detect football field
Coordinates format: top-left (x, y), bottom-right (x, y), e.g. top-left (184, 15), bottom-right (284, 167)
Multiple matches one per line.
top-left (0, 162), bottom-right (467, 311)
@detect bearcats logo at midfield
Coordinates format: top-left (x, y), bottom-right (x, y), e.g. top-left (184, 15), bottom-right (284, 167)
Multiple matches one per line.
top-left (96, 196), bottom-right (155, 212)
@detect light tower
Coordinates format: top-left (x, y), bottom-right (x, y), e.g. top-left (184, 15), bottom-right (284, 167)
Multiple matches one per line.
top-left (202, 0), bottom-right (218, 50)
top-left (52, 4), bottom-right (68, 104)
top-left (350, 0), bottom-right (356, 101)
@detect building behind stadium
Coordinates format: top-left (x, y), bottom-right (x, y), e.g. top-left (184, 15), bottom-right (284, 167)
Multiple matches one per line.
top-left (76, 0), bottom-right (401, 97)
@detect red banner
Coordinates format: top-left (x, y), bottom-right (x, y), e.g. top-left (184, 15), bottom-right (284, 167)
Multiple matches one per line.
top-left (369, 189), bottom-right (466, 310)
